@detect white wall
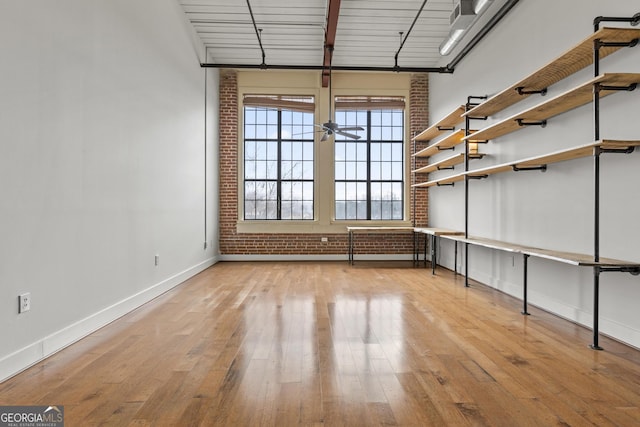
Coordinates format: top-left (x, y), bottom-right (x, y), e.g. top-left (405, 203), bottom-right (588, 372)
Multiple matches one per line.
top-left (0, 0), bottom-right (219, 381)
top-left (429, 0), bottom-right (640, 347)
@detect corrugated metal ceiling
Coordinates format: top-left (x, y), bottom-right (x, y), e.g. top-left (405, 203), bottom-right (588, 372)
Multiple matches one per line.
top-left (178, 0), bottom-right (457, 69)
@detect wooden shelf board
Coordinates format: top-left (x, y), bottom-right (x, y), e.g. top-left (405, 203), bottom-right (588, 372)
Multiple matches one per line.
top-left (465, 73), bottom-right (640, 142)
top-left (415, 139), bottom-right (640, 188)
top-left (414, 105), bottom-right (465, 142)
top-left (414, 129), bottom-right (471, 158)
top-left (468, 140), bottom-right (640, 179)
top-left (412, 153), bottom-right (465, 174)
top-left (413, 172), bottom-right (465, 188)
top-left (466, 27), bottom-right (640, 118)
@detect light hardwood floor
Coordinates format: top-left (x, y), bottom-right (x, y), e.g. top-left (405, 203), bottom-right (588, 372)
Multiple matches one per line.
top-left (1, 261), bottom-right (640, 426)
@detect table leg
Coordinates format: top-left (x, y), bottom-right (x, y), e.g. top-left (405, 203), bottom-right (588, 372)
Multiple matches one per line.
top-left (522, 254), bottom-right (530, 315)
top-left (431, 235), bottom-right (437, 275)
top-left (454, 241), bottom-right (458, 275)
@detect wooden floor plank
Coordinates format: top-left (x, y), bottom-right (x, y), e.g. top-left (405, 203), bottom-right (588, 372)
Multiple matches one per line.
top-left (1, 261), bottom-right (640, 426)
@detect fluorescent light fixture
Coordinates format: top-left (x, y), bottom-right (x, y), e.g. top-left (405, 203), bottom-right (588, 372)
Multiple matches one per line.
top-left (473, 0), bottom-right (493, 14)
top-left (439, 28), bottom-right (466, 56)
top-left (439, 0), bottom-right (494, 56)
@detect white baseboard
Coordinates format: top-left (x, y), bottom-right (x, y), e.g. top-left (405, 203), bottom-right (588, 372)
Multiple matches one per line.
top-left (219, 254), bottom-right (413, 262)
top-left (467, 268), bottom-right (640, 349)
top-left (0, 257), bottom-right (218, 383)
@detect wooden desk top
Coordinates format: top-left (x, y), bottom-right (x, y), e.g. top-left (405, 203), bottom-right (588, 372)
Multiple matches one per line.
top-left (346, 226), bottom-right (415, 233)
top-left (440, 235), bottom-right (640, 267)
top-left (413, 227), bottom-right (464, 236)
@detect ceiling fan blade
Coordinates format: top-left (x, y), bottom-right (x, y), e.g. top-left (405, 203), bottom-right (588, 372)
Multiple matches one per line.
top-left (335, 130), bottom-right (361, 140)
top-left (336, 126), bottom-right (364, 132)
top-left (291, 130), bottom-right (324, 136)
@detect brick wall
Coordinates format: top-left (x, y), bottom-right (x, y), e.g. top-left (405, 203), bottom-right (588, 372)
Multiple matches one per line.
top-left (411, 73), bottom-right (429, 228)
top-left (218, 70), bottom-right (429, 256)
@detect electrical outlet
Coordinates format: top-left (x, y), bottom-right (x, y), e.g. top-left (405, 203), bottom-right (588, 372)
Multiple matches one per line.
top-left (19, 293), bottom-right (31, 313)
top-left (321, 237), bottom-right (328, 243)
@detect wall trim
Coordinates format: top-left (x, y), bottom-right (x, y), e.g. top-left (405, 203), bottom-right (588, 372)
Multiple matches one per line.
top-left (0, 257), bottom-right (218, 383)
top-left (219, 254), bottom-right (413, 262)
top-left (469, 267), bottom-right (640, 350)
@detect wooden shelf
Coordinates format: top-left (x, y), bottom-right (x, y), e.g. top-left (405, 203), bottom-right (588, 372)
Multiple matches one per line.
top-left (413, 171), bottom-right (465, 188)
top-left (412, 153), bottom-right (465, 174)
top-left (466, 139), bottom-right (640, 178)
top-left (414, 105), bottom-right (465, 142)
top-left (413, 139), bottom-right (640, 188)
top-left (413, 152), bottom-right (485, 174)
top-left (466, 27), bottom-right (640, 118)
top-left (413, 129), bottom-right (474, 157)
top-left (464, 73), bottom-right (640, 143)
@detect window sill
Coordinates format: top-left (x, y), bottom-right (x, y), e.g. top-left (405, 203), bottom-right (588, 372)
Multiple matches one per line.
top-left (236, 219), bottom-right (413, 234)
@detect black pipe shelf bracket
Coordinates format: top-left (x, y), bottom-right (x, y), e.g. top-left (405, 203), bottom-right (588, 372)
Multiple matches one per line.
top-left (516, 118), bottom-right (547, 128)
top-left (437, 182), bottom-right (455, 187)
top-left (437, 126), bottom-right (456, 131)
top-left (597, 39), bottom-right (639, 49)
top-left (468, 174), bottom-right (489, 180)
top-left (516, 86), bottom-right (548, 96)
top-left (437, 166), bottom-right (455, 171)
top-left (512, 164), bottom-right (547, 172)
top-left (601, 146), bottom-right (636, 154)
top-left (594, 13), bottom-right (640, 30)
top-left (599, 266), bottom-right (640, 275)
top-left (597, 83), bottom-right (638, 92)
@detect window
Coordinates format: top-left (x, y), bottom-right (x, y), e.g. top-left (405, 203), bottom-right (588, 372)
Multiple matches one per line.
top-left (334, 98), bottom-right (405, 220)
top-left (243, 96), bottom-right (315, 220)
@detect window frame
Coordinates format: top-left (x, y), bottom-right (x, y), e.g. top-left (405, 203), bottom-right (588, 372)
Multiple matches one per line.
top-left (242, 99), bottom-right (316, 221)
top-left (334, 105), bottom-right (406, 222)
top-left (235, 72), bottom-right (412, 235)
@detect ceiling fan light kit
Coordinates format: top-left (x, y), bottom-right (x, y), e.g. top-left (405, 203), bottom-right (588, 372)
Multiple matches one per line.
top-left (316, 65), bottom-right (364, 141)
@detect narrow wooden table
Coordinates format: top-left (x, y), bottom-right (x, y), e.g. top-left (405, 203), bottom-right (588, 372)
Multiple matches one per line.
top-left (440, 233), bottom-right (640, 347)
top-left (413, 228), bottom-right (464, 274)
top-left (346, 226), bottom-right (415, 264)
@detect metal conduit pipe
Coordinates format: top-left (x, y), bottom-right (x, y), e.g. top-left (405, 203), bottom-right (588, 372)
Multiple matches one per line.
top-left (246, 0), bottom-right (266, 67)
top-left (394, 0), bottom-right (429, 69)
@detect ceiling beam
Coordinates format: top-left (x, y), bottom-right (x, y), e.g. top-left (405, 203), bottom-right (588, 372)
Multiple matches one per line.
top-left (322, 0), bottom-right (341, 87)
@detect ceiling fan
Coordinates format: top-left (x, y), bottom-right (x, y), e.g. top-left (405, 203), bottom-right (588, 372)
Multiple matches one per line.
top-left (317, 64), bottom-right (364, 141)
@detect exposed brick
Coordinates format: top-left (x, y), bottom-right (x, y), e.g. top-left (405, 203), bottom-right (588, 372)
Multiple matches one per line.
top-left (218, 70), bottom-right (429, 255)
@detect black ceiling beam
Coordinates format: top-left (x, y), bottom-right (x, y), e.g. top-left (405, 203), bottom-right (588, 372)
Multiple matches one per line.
top-left (199, 63), bottom-right (452, 73)
top-left (322, 0), bottom-right (341, 87)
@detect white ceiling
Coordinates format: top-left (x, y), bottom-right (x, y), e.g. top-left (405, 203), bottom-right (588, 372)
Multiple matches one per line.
top-left (178, 0), bottom-right (458, 69)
